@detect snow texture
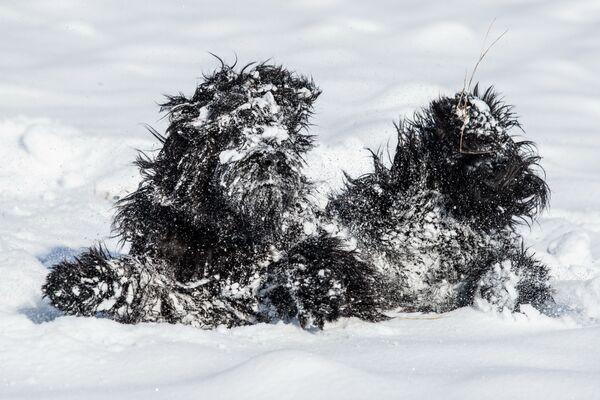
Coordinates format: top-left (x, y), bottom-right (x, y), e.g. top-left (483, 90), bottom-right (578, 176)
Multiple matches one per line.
top-left (1, 0), bottom-right (600, 399)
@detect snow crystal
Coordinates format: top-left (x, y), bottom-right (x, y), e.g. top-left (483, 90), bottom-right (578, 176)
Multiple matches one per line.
top-left (296, 87), bottom-right (314, 98)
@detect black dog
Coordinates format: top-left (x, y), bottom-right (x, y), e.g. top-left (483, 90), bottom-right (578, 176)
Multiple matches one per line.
top-left (328, 85), bottom-right (554, 314)
top-left (43, 61), bottom-right (383, 330)
top-left (43, 62), bottom-right (554, 330)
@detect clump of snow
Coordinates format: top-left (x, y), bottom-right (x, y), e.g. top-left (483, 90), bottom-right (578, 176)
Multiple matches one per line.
top-left (219, 149), bottom-right (245, 164)
top-left (215, 86), bottom-right (292, 166)
top-left (250, 91), bottom-right (281, 115)
top-left (547, 230), bottom-right (593, 267)
top-left (190, 106), bottom-right (211, 127)
top-left (470, 97), bottom-right (491, 114)
top-left (260, 125), bottom-right (289, 143)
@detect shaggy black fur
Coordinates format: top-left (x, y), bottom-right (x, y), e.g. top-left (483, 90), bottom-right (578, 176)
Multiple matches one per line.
top-left (328, 85), bottom-right (554, 313)
top-left (42, 61), bottom-right (554, 329)
top-left (43, 61), bottom-right (384, 329)
top-left (259, 234), bottom-right (383, 329)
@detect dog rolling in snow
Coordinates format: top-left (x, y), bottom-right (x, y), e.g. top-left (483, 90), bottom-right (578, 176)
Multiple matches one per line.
top-left (43, 61), bottom-right (384, 330)
top-left (328, 85), bottom-right (554, 314)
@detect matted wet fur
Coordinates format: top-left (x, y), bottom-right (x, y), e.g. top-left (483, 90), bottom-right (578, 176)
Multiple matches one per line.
top-left (43, 61), bottom-right (384, 330)
top-left (328, 85), bottom-right (554, 313)
top-left (43, 61), bottom-right (554, 330)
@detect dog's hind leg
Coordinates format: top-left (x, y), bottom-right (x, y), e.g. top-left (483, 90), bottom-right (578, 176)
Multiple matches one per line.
top-left (42, 246), bottom-right (253, 327)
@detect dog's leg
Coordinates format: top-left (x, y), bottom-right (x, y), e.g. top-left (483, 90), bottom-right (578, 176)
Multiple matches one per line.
top-left (511, 248), bottom-right (555, 313)
top-left (258, 234), bottom-right (386, 329)
top-left (474, 245), bottom-right (554, 314)
top-left (42, 246), bottom-right (253, 327)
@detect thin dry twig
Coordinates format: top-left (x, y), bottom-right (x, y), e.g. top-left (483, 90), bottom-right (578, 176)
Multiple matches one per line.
top-left (394, 315), bottom-right (444, 320)
top-left (457, 20), bottom-right (508, 155)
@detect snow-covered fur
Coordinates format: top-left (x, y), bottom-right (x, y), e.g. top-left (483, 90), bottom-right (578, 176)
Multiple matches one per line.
top-left (43, 64), bottom-right (554, 328)
top-left (43, 61), bottom-right (384, 330)
top-left (328, 85), bottom-right (554, 314)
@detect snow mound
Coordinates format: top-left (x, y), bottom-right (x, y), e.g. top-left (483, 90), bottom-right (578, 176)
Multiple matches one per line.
top-left (0, 249), bottom-right (47, 311)
top-left (547, 230), bottom-right (593, 267)
top-left (0, 117), bottom-right (145, 200)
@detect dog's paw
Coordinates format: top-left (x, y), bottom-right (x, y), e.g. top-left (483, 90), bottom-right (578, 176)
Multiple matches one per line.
top-left (474, 247), bottom-right (555, 314)
top-left (258, 234), bottom-right (385, 329)
top-left (474, 260), bottom-right (520, 312)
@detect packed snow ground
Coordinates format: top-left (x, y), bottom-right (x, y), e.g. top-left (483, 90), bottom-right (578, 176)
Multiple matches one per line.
top-left (1, 0), bottom-right (600, 399)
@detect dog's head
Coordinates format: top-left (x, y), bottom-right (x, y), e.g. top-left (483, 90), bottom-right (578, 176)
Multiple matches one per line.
top-left (392, 85), bottom-right (549, 230)
top-left (144, 61), bottom-right (320, 237)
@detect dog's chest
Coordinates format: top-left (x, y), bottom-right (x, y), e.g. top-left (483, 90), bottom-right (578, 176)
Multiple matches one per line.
top-left (375, 192), bottom-right (487, 311)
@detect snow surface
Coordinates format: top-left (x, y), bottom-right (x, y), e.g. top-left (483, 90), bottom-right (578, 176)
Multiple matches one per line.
top-left (1, 0), bottom-right (600, 398)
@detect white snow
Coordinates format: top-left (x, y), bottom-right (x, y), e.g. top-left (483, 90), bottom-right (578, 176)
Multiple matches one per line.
top-left (251, 91), bottom-right (281, 116)
top-left (260, 125), bottom-right (290, 144)
top-left (1, 0), bottom-right (600, 399)
top-left (219, 149), bottom-right (245, 164)
top-left (470, 97), bottom-right (491, 114)
top-left (190, 106), bottom-right (210, 127)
